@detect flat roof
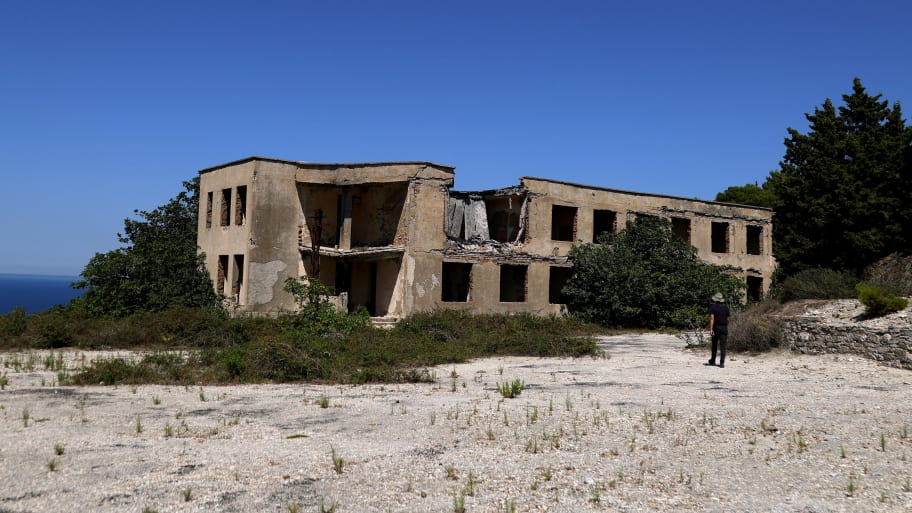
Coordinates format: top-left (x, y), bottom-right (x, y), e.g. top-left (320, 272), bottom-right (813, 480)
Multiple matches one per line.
top-left (520, 176), bottom-right (773, 212)
top-left (200, 156), bottom-right (455, 174)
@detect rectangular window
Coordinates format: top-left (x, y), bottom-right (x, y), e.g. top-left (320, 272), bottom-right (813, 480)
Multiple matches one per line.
top-left (220, 188), bottom-right (231, 226)
top-left (747, 276), bottom-right (763, 303)
top-left (592, 210), bottom-right (616, 242)
top-left (551, 205), bottom-right (577, 241)
top-left (231, 254), bottom-right (244, 298)
top-left (549, 266), bottom-right (574, 304)
top-left (499, 264), bottom-right (527, 302)
top-left (217, 255), bottom-right (228, 295)
top-left (672, 217), bottom-right (691, 245)
top-left (746, 225), bottom-right (762, 255)
top-left (441, 262), bottom-right (472, 302)
top-left (711, 222), bottom-right (729, 253)
top-left (206, 191), bottom-right (213, 229)
top-left (235, 186), bottom-right (247, 226)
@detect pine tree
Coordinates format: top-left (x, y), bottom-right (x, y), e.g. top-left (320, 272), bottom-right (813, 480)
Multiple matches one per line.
top-left (767, 78), bottom-right (912, 277)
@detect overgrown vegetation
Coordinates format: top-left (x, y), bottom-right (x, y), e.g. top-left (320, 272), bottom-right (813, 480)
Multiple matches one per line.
top-left (726, 300), bottom-right (785, 352)
top-left (72, 177), bottom-right (220, 317)
top-left (771, 268), bottom-right (857, 303)
top-left (0, 305), bottom-right (602, 385)
top-left (564, 216), bottom-right (744, 328)
top-left (857, 283), bottom-right (908, 318)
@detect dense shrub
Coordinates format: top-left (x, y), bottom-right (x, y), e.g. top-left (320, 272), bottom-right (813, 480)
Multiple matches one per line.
top-left (857, 282), bottom-right (908, 318)
top-left (772, 268), bottom-right (857, 303)
top-left (564, 216), bottom-right (743, 328)
top-left (726, 300), bottom-right (785, 352)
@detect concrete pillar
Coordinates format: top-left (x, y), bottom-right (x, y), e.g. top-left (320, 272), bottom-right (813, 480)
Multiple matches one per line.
top-left (339, 189), bottom-right (353, 250)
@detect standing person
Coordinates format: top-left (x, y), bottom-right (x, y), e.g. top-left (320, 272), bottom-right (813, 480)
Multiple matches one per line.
top-left (706, 293), bottom-right (730, 368)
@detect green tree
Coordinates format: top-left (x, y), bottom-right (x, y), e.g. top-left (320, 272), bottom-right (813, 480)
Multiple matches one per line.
top-left (73, 177), bottom-right (220, 317)
top-left (767, 78), bottom-right (912, 278)
top-left (715, 182), bottom-right (776, 208)
top-left (563, 216), bottom-right (743, 328)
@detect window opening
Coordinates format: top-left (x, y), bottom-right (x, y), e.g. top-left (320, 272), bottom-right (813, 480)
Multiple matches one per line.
top-left (216, 255), bottom-right (228, 295)
top-left (549, 266), bottom-right (574, 304)
top-left (746, 225), bottom-right (762, 255)
top-left (231, 254), bottom-right (244, 299)
top-left (592, 210), bottom-right (616, 242)
top-left (551, 205), bottom-right (577, 241)
top-left (747, 276), bottom-right (763, 303)
top-left (206, 191), bottom-right (213, 229)
top-left (711, 222), bottom-right (730, 253)
top-left (672, 217), bottom-right (691, 245)
top-left (220, 189), bottom-right (231, 226)
top-left (442, 262), bottom-right (472, 302)
top-left (235, 186), bottom-right (247, 226)
top-left (499, 264), bottom-right (528, 302)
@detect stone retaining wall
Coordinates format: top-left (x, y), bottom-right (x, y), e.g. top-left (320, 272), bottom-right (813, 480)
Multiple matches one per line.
top-left (783, 317), bottom-right (912, 369)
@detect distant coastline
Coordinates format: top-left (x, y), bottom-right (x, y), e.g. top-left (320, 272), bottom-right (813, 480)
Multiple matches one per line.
top-left (0, 274), bottom-right (84, 314)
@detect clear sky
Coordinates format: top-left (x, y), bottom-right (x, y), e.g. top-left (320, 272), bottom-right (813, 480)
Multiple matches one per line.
top-left (1, 0), bottom-right (910, 276)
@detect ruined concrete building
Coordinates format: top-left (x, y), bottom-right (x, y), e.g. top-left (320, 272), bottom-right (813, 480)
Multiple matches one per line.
top-left (198, 157), bottom-right (775, 318)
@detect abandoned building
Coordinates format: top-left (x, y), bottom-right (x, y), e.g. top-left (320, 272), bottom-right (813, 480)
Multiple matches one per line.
top-left (197, 157), bottom-right (776, 318)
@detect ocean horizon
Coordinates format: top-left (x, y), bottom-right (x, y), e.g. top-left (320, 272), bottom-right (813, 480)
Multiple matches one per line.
top-left (0, 273), bottom-right (85, 314)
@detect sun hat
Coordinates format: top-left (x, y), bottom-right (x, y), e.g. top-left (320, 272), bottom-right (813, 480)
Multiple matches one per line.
top-left (711, 293), bottom-right (725, 303)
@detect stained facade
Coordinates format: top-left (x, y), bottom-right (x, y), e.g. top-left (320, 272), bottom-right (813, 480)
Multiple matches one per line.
top-left (198, 157), bottom-right (776, 318)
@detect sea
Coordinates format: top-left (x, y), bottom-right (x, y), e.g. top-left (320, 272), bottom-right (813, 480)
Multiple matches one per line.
top-left (0, 274), bottom-right (85, 314)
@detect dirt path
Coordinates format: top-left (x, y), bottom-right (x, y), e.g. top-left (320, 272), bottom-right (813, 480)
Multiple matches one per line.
top-left (1, 335), bottom-right (911, 512)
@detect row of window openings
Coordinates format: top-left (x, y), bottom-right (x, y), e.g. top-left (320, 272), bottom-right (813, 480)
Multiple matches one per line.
top-left (551, 206), bottom-right (763, 255)
top-left (206, 186), bottom-right (247, 229)
top-left (216, 254), bottom-right (244, 298)
top-left (443, 262), bottom-right (765, 304)
top-left (442, 263), bottom-right (572, 304)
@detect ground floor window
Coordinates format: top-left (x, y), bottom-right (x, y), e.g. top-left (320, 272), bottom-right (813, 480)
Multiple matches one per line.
top-left (499, 264), bottom-right (527, 302)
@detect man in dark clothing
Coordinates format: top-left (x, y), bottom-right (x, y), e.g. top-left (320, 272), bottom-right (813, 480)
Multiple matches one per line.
top-left (707, 292), bottom-right (730, 368)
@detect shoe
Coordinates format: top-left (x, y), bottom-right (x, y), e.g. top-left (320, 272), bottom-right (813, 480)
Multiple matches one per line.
top-left (704, 361), bottom-right (716, 366)
top-left (718, 363), bottom-right (725, 368)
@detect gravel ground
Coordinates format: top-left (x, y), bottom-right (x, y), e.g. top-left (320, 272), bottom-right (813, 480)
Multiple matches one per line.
top-left (1, 334), bottom-right (911, 513)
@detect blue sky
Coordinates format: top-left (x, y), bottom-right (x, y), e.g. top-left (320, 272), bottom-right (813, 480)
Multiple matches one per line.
top-left (1, 0), bottom-right (910, 276)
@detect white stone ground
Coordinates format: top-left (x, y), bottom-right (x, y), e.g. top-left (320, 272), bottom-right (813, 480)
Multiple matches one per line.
top-left (1, 333), bottom-right (911, 513)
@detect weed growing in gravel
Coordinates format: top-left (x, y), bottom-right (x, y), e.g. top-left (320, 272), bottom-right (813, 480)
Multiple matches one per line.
top-left (501, 499), bottom-right (516, 513)
top-left (445, 465), bottom-right (458, 480)
top-left (287, 502), bottom-right (302, 513)
top-left (565, 394), bottom-right (573, 411)
top-left (486, 423), bottom-right (495, 440)
top-left (319, 497), bottom-right (338, 513)
top-left (0, 372), bottom-right (8, 390)
top-left (164, 423), bottom-right (173, 438)
top-left (464, 471), bottom-right (477, 496)
top-left (198, 388), bottom-right (206, 402)
top-left (902, 477), bottom-right (911, 492)
top-left (182, 487), bottom-right (193, 502)
top-left (330, 446), bottom-right (344, 474)
top-left (590, 481), bottom-right (604, 503)
top-left (430, 412), bottom-right (436, 425)
top-left (847, 477), bottom-right (857, 496)
top-left (319, 394), bottom-right (330, 408)
top-left (881, 432), bottom-right (887, 452)
top-left (142, 507), bottom-right (159, 513)
top-left (53, 443), bottom-right (65, 456)
top-left (135, 416), bottom-right (143, 434)
top-left (840, 445), bottom-right (846, 458)
top-left (453, 491), bottom-right (466, 513)
top-left (901, 425), bottom-right (909, 440)
top-left (21, 408), bottom-right (29, 427)
top-left (496, 379), bottom-right (524, 398)
top-left (152, 396), bottom-right (161, 405)
top-left (47, 458), bottom-right (58, 472)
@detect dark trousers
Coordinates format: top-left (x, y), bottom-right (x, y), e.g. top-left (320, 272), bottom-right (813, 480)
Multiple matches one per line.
top-left (711, 325), bottom-right (728, 364)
